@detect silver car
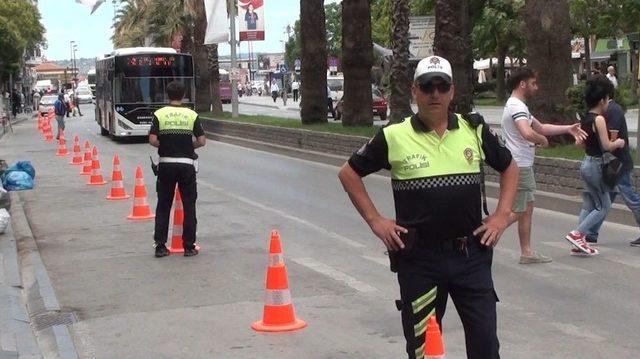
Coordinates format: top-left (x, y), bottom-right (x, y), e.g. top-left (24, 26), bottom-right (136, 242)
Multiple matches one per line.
top-left (38, 95), bottom-right (58, 115)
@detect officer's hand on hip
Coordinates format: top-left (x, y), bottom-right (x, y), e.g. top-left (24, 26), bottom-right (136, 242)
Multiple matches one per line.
top-left (473, 212), bottom-right (510, 247)
top-left (368, 216), bottom-right (407, 252)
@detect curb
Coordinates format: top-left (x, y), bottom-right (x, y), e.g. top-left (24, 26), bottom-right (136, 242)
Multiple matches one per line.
top-left (238, 101), bottom-right (279, 110)
top-left (9, 191), bottom-right (78, 359)
top-left (204, 131), bottom-right (638, 228)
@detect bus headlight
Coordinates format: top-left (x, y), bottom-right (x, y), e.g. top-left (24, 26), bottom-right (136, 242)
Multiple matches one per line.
top-left (117, 119), bottom-right (132, 129)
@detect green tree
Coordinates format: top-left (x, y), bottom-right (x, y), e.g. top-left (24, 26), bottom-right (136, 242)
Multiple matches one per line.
top-left (0, 0), bottom-right (45, 78)
top-left (325, 3), bottom-right (343, 59)
top-left (473, 0), bottom-right (525, 102)
top-left (113, 0), bottom-right (150, 48)
top-left (284, 21), bottom-right (301, 69)
top-left (342, 0), bottom-right (374, 126)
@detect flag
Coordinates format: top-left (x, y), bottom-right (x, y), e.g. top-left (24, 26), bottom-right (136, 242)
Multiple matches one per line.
top-left (204, 0), bottom-right (229, 45)
top-left (75, 0), bottom-right (106, 15)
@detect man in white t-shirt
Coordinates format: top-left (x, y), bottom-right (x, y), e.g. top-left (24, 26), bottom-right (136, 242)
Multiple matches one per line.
top-left (501, 67), bottom-right (587, 264)
top-left (606, 66), bottom-right (619, 89)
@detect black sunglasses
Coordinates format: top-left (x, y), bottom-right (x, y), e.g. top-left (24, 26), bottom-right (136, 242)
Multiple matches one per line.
top-left (419, 81), bottom-right (452, 94)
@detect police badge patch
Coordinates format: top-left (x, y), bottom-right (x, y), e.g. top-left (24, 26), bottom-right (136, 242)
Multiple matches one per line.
top-left (464, 148), bottom-right (474, 164)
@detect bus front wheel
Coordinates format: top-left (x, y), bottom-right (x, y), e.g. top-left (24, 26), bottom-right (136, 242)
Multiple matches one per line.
top-left (100, 126), bottom-right (109, 136)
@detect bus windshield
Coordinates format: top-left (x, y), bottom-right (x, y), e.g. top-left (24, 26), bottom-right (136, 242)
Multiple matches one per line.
top-left (115, 77), bottom-right (193, 104)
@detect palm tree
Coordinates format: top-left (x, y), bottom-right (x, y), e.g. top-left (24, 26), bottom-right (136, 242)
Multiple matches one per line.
top-left (524, 0), bottom-right (573, 125)
top-left (434, 0), bottom-right (474, 114)
top-left (300, 0), bottom-right (329, 124)
top-left (341, 0), bottom-right (373, 126)
top-left (207, 44), bottom-right (223, 114)
top-left (112, 0), bottom-right (151, 48)
top-left (388, 0), bottom-right (413, 123)
top-left (192, 0), bottom-right (211, 112)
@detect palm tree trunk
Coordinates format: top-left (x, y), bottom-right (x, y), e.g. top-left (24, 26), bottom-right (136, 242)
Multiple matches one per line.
top-left (496, 47), bottom-right (507, 102)
top-left (434, 0), bottom-right (474, 114)
top-left (342, 0), bottom-right (373, 127)
top-left (300, 0), bottom-right (328, 124)
top-left (389, 0), bottom-right (413, 124)
top-left (207, 44), bottom-right (223, 114)
top-left (524, 0), bottom-right (572, 127)
top-left (193, 0), bottom-right (211, 112)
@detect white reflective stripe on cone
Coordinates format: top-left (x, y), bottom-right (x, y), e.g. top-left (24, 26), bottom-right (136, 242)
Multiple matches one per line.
top-left (135, 178), bottom-right (145, 186)
top-left (172, 226), bottom-right (183, 236)
top-left (114, 165), bottom-right (120, 171)
top-left (264, 289), bottom-right (292, 306)
top-left (174, 202), bottom-right (183, 211)
top-left (134, 197), bottom-right (148, 206)
top-left (268, 253), bottom-right (284, 267)
top-left (112, 180), bottom-right (123, 188)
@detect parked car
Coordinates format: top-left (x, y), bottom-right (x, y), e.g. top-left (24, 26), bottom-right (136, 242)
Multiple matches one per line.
top-left (38, 95), bottom-right (57, 115)
top-left (75, 88), bottom-right (93, 104)
top-left (334, 87), bottom-right (388, 122)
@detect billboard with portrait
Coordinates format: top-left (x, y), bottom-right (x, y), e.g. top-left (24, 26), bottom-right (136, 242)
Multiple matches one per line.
top-left (238, 0), bottom-right (265, 41)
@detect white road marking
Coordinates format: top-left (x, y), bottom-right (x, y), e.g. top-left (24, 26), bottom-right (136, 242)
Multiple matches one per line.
top-left (290, 257), bottom-right (378, 293)
top-left (543, 241), bottom-right (640, 269)
top-left (549, 322), bottom-right (606, 343)
top-left (197, 179), bottom-right (366, 248)
top-left (361, 254), bottom-right (389, 267)
top-left (494, 246), bottom-right (593, 277)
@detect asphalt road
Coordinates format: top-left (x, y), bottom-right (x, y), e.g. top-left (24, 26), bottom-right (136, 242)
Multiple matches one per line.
top-left (2, 104), bottom-right (640, 358)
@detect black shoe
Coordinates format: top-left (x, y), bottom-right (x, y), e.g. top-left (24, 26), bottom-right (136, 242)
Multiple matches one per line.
top-left (154, 244), bottom-right (169, 257)
top-left (630, 238), bottom-right (640, 247)
top-left (184, 248), bottom-right (199, 257)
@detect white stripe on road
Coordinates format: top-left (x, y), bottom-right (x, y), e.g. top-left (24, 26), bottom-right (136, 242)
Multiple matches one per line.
top-left (197, 179), bottom-right (366, 249)
top-left (494, 247), bottom-right (593, 277)
top-left (542, 241), bottom-right (640, 269)
top-left (361, 254), bottom-right (390, 267)
top-left (549, 322), bottom-right (606, 343)
top-left (290, 257), bottom-right (377, 293)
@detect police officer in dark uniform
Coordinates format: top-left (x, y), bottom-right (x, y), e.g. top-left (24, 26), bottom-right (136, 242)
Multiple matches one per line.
top-left (338, 56), bottom-right (518, 359)
top-left (149, 81), bottom-right (206, 257)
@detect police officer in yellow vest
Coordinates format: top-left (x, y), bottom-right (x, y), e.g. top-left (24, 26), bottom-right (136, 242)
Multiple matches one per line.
top-left (149, 81), bottom-right (206, 258)
top-left (338, 56), bottom-right (518, 358)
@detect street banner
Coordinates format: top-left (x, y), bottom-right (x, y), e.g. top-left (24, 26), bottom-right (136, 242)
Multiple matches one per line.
top-left (409, 16), bottom-right (435, 58)
top-left (238, 0), bottom-right (265, 41)
top-left (204, 0), bottom-right (229, 44)
top-left (75, 0), bottom-right (105, 14)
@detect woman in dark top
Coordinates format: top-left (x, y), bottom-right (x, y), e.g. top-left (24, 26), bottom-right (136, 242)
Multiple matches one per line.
top-left (565, 75), bottom-right (625, 255)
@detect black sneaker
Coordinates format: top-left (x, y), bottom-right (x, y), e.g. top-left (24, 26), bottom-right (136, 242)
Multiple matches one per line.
top-left (630, 238), bottom-right (640, 247)
top-left (184, 248), bottom-right (199, 257)
top-left (154, 244), bottom-right (169, 258)
top-left (585, 237), bottom-right (598, 246)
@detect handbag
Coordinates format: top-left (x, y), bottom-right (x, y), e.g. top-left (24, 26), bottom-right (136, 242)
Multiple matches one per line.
top-left (594, 122), bottom-right (623, 188)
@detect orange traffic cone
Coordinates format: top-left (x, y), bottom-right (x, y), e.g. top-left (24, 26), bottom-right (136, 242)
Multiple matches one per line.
top-left (44, 119), bottom-right (54, 142)
top-left (167, 186), bottom-right (200, 253)
top-left (87, 146), bottom-right (108, 185)
top-left (425, 316), bottom-right (446, 359)
top-left (252, 230), bottom-right (307, 332)
top-left (106, 154), bottom-right (130, 200)
top-left (127, 166), bottom-right (155, 220)
top-left (55, 134), bottom-right (69, 157)
top-left (69, 135), bottom-right (83, 165)
top-left (81, 141), bottom-right (93, 175)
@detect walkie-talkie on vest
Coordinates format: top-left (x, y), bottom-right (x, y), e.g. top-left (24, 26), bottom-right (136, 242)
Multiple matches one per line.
top-left (464, 112), bottom-right (490, 216)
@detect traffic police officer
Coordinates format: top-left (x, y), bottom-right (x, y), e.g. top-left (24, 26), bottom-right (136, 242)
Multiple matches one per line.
top-left (338, 56), bottom-right (518, 358)
top-left (149, 81), bottom-right (206, 257)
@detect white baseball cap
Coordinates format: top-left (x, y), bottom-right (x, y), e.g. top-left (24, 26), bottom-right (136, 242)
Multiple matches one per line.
top-left (414, 56), bottom-right (453, 85)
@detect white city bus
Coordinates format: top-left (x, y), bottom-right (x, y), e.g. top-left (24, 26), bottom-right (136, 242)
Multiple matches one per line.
top-left (94, 47), bottom-right (195, 137)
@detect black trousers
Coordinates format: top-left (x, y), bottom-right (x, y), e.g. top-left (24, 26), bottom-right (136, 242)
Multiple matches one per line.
top-left (396, 236), bottom-right (499, 359)
top-left (293, 89), bottom-right (299, 102)
top-left (154, 163), bottom-right (197, 249)
top-left (327, 98), bottom-right (336, 118)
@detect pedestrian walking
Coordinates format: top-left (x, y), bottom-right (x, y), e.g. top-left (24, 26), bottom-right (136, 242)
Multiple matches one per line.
top-left (292, 80), bottom-right (300, 102)
top-left (566, 76), bottom-right (625, 255)
top-left (326, 85), bottom-right (336, 119)
top-left (73, 91), bottom-right (83, 116)
top-left (53, 93), bottom-right (67, 140)
top-left (33, 90), bottom-right (41, 111)
top-left (581, 88), bottom-right (640, 248)
top-left (11, 89), bottom-right (20, 117)
top-left (63, 91), bottom-right (71, 118)
top-left (270, 81), bottom-right (279, 103)
top-left (500, 67), bottom-right (587, 264)
top-left (606, 66), bottom-right (619, 89)
top-left (149, 81), bottom-right (206, 258)
top-left (338, 55), bottom-right (518, 359)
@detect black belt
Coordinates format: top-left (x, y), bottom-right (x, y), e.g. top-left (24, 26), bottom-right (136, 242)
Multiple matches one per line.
top-left (421, 236), bottom-right (471, 256)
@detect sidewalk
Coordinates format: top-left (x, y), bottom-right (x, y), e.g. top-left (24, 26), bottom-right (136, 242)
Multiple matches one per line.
top-left (237, 93), bottom-right (301, 112)
top-left (1, 112), bottom-right (33, 140)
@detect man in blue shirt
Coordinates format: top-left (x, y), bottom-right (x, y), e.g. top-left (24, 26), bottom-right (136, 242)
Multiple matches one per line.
top-left (53, 93), bottom-right (67, 140)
